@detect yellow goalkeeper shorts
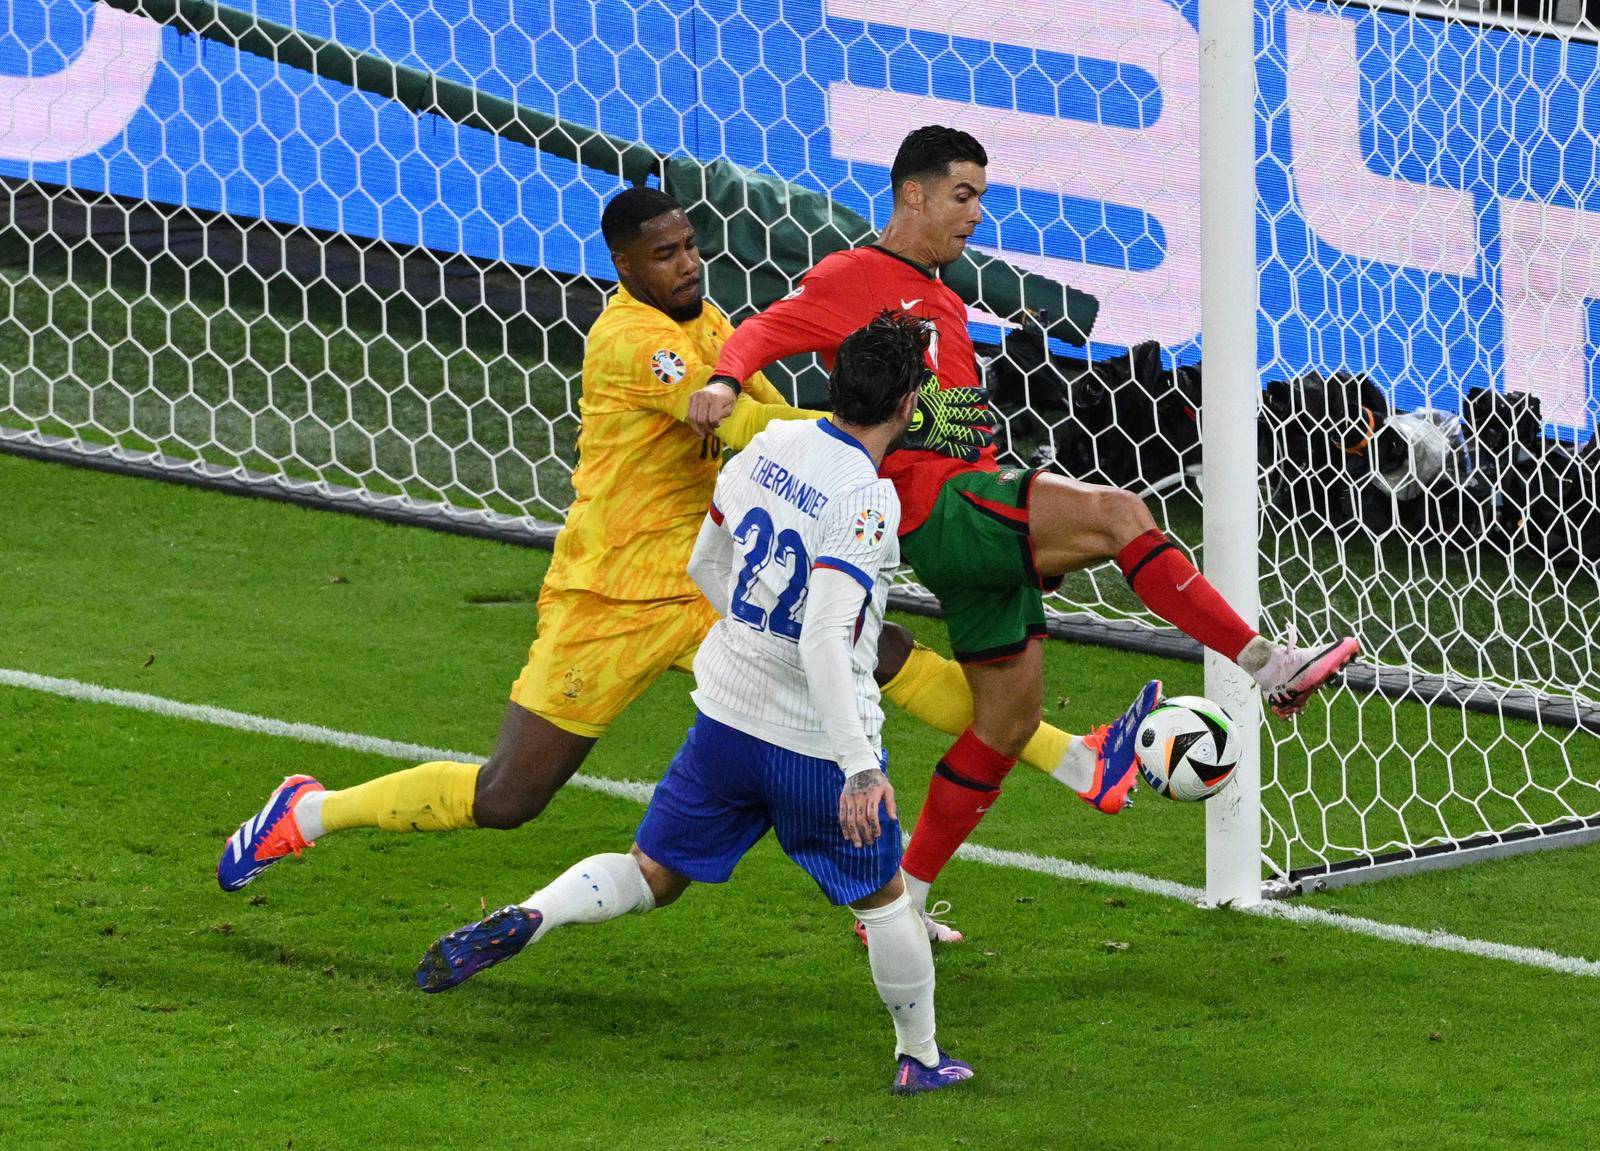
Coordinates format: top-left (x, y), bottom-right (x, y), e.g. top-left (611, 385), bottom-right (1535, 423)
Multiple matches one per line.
top-left (510, 586), bottom-right (721, 738)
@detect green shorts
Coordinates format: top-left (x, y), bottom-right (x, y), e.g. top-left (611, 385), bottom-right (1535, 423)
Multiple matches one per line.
top-left (899, 467), bottom-right (1062, 663)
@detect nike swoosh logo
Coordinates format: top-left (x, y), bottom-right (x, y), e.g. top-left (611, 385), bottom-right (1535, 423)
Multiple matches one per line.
top-left (1175, 572), bottom-right (1201, 592)
top-left (900, 298), bottom-right (922, 311)
top-left (975, 805), bottom-right (991, 813)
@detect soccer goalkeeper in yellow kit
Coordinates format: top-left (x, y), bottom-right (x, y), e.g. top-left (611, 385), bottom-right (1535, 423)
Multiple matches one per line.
top-left (217, 187), bottom-right (1108, 941)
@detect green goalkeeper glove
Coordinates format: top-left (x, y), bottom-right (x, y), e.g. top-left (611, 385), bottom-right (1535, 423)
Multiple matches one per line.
top-left (899, 385), bottom-right (995, 462)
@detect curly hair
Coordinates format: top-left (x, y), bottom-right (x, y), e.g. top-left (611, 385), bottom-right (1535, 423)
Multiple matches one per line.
top-left (828, 310), bottom-right (932, 426)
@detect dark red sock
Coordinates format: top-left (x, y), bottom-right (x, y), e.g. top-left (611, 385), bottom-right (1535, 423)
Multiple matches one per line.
top-left (901, 729), bottom-right (1017, 884)
top-left (1116, 529), bottom-right (1257, 661)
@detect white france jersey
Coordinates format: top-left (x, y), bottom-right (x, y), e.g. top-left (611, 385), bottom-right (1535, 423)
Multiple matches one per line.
top-left (692, 418), bottom-right (900, 761)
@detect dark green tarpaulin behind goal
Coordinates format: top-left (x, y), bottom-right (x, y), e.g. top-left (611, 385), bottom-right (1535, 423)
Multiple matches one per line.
top-left (104, 0), bottom-right (1102, 392)
top-left (661, 155), bottom-right (1099, 350)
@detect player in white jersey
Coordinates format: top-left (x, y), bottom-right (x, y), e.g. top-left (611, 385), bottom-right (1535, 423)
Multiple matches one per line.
top-left (689, 416), bottom-right (896, 760)
top-left (414, 312), bottom-right (973, 1095)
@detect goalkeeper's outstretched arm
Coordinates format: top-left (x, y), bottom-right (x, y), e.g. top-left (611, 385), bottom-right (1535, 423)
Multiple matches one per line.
top-left (689, 260), bottom-right (863, 435)
top-left (667, 385), bottom-right (820, 450)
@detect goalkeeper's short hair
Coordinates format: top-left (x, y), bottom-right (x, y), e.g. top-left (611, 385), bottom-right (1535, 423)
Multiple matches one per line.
top-left (600, 186), bottom-right (683, 251)
top-left (829, 310), bottom-right (931, 427)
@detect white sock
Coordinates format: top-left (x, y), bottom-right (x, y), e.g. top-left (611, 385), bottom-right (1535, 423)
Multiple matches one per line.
top-left (1238, 634), bottom-right (1274, 677)
top-left (902, 871), bottom-right (932, 917)
top-left (1050, 736), bottom-right (1098, 792)
top-left (518, 852), bottom-right (656, 942)
top-left (293, 790), bottom-right (327, 841)
top-left (854, 892), bottom-right (939, 1066)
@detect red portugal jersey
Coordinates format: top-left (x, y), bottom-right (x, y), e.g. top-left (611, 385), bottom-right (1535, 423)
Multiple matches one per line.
top-left (713, 245), bottom-right (996, 533)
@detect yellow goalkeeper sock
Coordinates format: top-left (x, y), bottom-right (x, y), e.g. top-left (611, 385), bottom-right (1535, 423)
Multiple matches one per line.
top-left (880, 643), bottom-right (1074, 774)
top-left (315, 761), bottom-right (480, 834)
top-left (1019, 721), bottom-right (1073, 778)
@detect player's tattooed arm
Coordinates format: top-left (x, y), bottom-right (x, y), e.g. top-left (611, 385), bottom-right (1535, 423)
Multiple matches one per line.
top-left (803, 564), bottom-right (895, 846)
top-left (839, 767), bottom-right (897, 849)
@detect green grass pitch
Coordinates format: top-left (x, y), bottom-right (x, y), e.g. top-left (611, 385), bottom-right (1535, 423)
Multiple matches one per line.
top-left (6, 452), bottom-right (1600, 1149)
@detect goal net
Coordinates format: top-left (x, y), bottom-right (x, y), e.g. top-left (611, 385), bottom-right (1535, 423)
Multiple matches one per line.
top-left (1251, 0), bottom-right (1600, 891)
top-left (2, 0), bottom-right (1596, 895)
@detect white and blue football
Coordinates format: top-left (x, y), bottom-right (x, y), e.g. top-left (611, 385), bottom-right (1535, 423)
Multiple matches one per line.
top-left (1135, 695), bottom-right (1240, 802)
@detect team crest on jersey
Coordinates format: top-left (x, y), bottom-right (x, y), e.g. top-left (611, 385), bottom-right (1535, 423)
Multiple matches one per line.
top-left (853, 509), bottom-right (886, 546)
top-left (561, 668), bottom-right (584, 701)
top-left (650, 349), bottom-right (686, 384)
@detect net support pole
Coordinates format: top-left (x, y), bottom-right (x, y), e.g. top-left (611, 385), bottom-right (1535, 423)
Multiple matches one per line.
top-left (1198, 0), bottom-right (1264, 908)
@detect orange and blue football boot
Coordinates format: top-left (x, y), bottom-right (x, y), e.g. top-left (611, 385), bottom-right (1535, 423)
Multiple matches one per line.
top-left (416, 905), bottom-right (541, 993)
top-left (216, 774), bottom-right (322, 891)
top-left (892, 1048), bottom-right (975, 1096)
top-left (1078, 678), bottom-right (1163, 815)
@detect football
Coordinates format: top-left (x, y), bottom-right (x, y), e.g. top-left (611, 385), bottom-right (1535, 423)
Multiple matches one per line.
top-left (1135, 696), bottom-right (1240, 802)
top-left (1371, 409), bottom-right (1455, 501)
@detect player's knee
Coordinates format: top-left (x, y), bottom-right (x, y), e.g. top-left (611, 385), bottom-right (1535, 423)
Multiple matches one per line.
top-left (873, 621), bottom-right (915, 685)
top-left (972, 692), bottom-right (1043, 756)
top-left (471, 790), bottom-right (549, 830)
top-left (852, 871), bottom-right (906, 911)
top-left (1094, 486), bottom-right (1157, 555)
top-left (970, 709), bottom-right (1039, 758)
top-left (631, 846), bottom-right (690, 907)
top-left (994, 710), bottom-right (1042, 757)
top-left (471, 759), bottom-right (557, 830)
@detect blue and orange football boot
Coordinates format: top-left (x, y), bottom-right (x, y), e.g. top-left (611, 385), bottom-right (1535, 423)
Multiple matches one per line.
top-left (891, 1049), bottom-right (975, 1096)
top-left (1077, 678), bottom-right (1163, 815)
top-left (415, 905), bottom-right (542, 993)
top-left (216, 774), bottom-right (323, 892)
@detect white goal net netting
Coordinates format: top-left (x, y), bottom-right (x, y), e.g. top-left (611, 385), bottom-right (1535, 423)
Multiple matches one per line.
top-left (3, 0), bottom-right (1597, 890)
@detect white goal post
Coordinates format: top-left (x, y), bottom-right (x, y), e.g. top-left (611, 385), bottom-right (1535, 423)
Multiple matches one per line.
top-left (1198, 0), bottom-right (1265, 908)
top-left (2, 0), bottom-right (1597, 899)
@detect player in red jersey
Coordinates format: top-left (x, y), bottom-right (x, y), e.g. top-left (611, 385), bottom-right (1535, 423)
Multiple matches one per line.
top-left (688, 126), bottom-right (1360, 929)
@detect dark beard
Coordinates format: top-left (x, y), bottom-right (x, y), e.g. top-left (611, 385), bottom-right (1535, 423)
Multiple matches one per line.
top-left (664, 297), bottom-right (705, 322)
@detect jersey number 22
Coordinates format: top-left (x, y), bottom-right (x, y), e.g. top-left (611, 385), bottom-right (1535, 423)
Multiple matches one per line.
top-left (729, 507), bottom-right (807, 641)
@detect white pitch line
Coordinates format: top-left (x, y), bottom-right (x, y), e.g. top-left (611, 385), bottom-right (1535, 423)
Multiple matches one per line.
top-left (956, 843), bottom-right (1205, 904)
top-left (956, 843), bottom-right (1600, 978)
top-left (0, 668), bottom-right (655, 805)
top-left (1239, 897), bottom-right (1600, 978)
top-left (8, 666), bottom-right (1600, 979)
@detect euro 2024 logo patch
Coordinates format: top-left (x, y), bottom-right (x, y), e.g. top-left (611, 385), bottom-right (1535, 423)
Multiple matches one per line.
top-left (651, 349), bottom-right (686, 385)
top-left (853, 509), bottom-right (886, 547)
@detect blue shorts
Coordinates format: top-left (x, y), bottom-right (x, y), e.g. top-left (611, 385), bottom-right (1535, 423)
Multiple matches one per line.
top-left (634, 712), bottom-right (901, 906)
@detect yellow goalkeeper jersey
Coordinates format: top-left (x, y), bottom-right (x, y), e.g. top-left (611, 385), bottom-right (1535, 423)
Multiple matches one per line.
top-left (544, 285), bottom-right (815, 603)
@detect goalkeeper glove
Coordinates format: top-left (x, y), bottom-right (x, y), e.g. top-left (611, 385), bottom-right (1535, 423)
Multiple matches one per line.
top-left (900, 385), bottom-right (994, 462)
